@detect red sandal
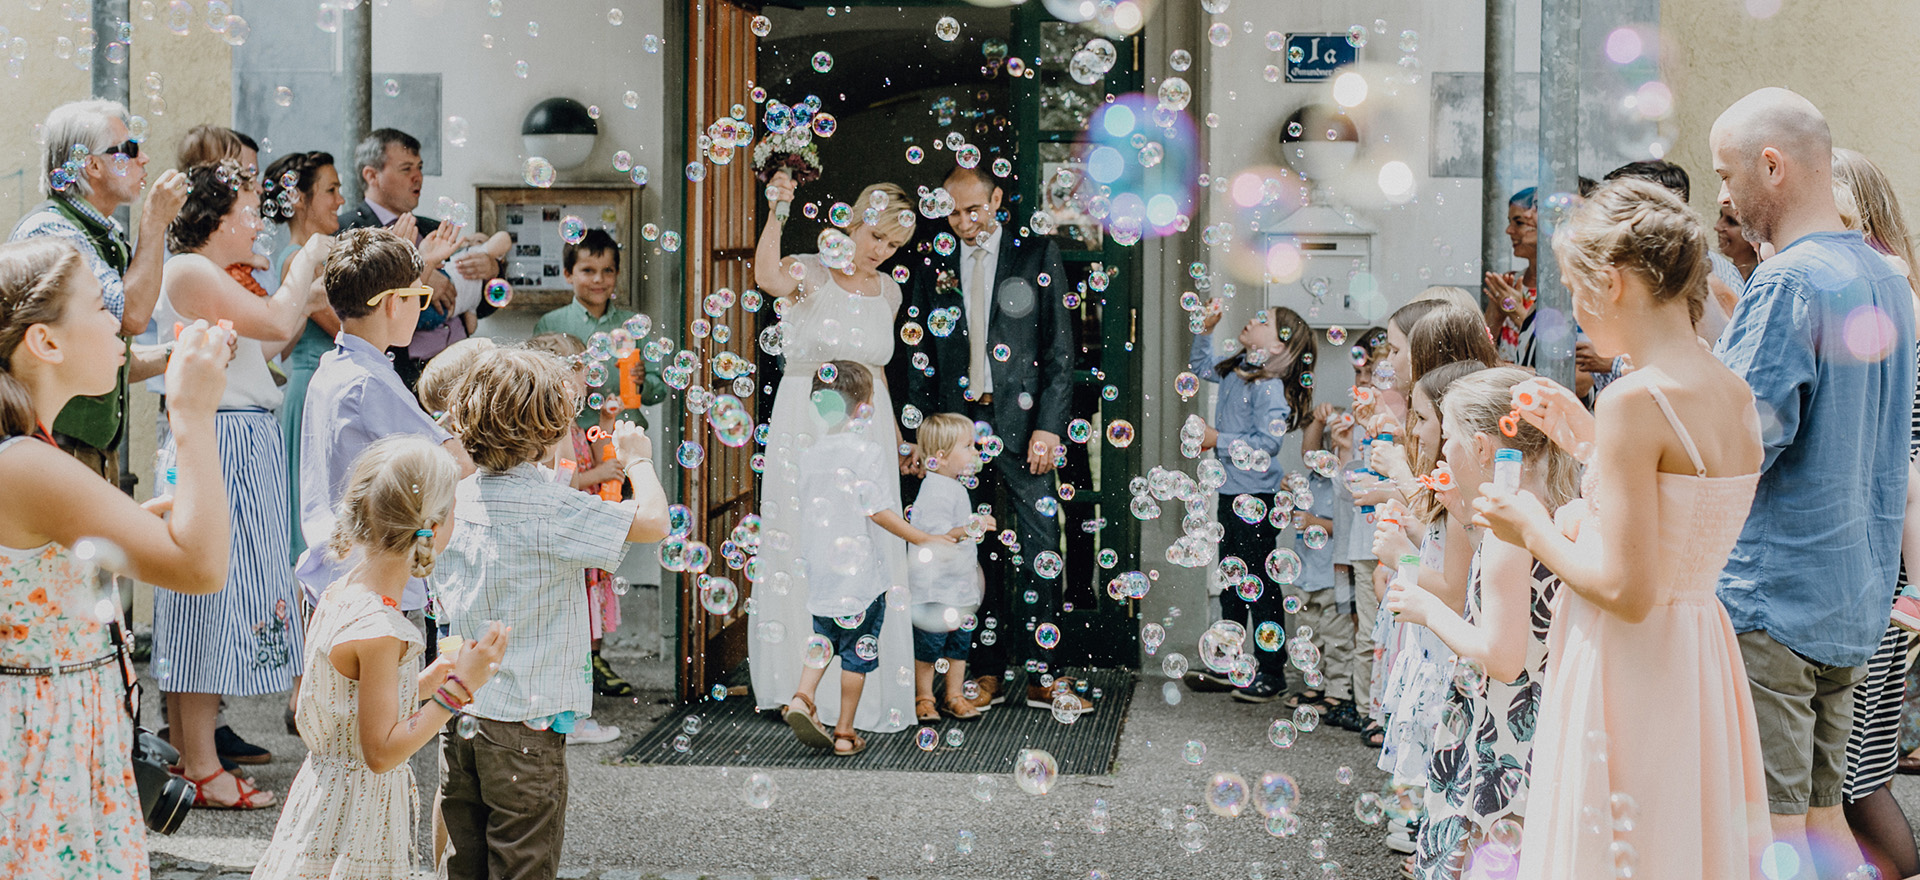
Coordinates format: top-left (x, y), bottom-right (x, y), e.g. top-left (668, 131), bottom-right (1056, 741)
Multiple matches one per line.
top-left (187, 768), bottom-right (278, 810)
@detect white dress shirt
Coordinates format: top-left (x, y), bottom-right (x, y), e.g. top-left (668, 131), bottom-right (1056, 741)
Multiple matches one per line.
top-left (958, 223), bottom-right (1003, 396)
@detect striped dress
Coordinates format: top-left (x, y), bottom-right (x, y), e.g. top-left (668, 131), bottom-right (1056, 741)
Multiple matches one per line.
top-left (1842, 349), bottom-right (1920, 801)
top-left (150, 268), bottom-right (305, 696)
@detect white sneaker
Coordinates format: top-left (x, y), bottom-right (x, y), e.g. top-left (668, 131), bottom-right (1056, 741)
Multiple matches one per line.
top-left (1385, 819), bottom-right (1417, 854)
top-left (565, 718), bottom-right (621, 746)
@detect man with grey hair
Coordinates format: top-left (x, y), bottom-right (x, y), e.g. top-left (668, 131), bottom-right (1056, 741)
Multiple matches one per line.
top-left (338, 128), bottom-right (499, 388)
top-left (1711, 87), bottom-right (1914, 877)
top-left (8, 99), bottom-right (188, 481)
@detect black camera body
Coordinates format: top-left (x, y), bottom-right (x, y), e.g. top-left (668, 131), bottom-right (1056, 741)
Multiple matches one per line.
top-left (130, 728), bottom-right (194, 835)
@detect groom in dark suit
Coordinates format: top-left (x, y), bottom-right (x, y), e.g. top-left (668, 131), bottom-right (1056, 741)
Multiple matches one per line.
top-left (901, 166), bottom-right (1086, 714)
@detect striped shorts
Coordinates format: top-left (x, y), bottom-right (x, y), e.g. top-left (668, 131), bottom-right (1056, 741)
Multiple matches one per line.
top-left (152, 410), bottom-right (305, 695)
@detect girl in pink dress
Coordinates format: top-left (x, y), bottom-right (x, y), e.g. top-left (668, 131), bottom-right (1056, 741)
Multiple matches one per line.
top-left (1476, 178), bottom-right (1771, 878)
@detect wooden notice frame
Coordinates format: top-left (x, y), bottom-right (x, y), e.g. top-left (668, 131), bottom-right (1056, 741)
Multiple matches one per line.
top-left (475, 183), bottom-right (642, 313)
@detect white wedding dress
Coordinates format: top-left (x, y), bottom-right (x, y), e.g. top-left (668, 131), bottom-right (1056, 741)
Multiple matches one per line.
top-left (749, 254), bottom-right (913, 734)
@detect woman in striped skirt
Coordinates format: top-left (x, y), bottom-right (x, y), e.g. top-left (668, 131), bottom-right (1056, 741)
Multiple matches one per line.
top-left (1832, 148), bottom-right (1920, 880)
top-left (152, 160), bottom-right (329, 809)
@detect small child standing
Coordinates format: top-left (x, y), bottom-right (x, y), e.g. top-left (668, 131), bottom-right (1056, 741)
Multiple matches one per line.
top-left (431, 346), bottom-right (670, 878)
top-left (252, 436), bottom-right (509, 880)
top-left (1189, 300), bottom-right (1314, 702)
top-left (906, 412), bottom-right (997, 722)
top-left (783, 361), bottom-right (955, 756)
top-left (1283, 467), bottom-right (1359, 728)
top-left (526, 331), bottom-right (637, 714)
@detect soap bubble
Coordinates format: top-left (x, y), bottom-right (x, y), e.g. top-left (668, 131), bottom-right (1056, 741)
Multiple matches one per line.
top-left (1034, 622), bottom-right (1061, 649)
top-left (457, 714), bottom-right (479, 739)
top-left (811, 51), bottom-right (833, 72)
top-left (1206, 772), bottom-right (1251, 817)
top-left (741, 772), bottom-right (776, 808)
top-left (1268, 719), bottom-right (1297, 748)
top-left (934, 16), bottom-right (960, 41)
top-left (750, 15), bottom-right (771, 36)
top-left (1184, 740), bottom-right (1206, 764)
top-left (802, 634), bottom-right (832, 668)
top-left (558, 215), bottom-right (586, 244)
top-left (1014, 749), bottom-right (1058, 795)
top-left (522, 157), bottom-right (556, 188)
top-left (1141, 622), bottom-right (1165, 653)
top-left (1347, 25), bottom-right (1368, 47)
top-left (1161, 652), bottom-right (1189, 679)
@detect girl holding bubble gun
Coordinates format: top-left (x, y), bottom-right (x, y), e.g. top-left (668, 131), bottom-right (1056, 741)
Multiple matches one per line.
top-left (252, 436), bottom-right (508, 880)
top-left (1188, 300), bottom-right (1313, 701)
top-left (1383, 367), bottom-right (1576, 876)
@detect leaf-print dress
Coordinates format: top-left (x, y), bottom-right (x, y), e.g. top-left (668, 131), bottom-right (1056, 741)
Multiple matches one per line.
top-left (1413, 544), bottom-right (1561, 879)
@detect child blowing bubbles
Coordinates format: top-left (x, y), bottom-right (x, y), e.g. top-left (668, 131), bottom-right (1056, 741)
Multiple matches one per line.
top-left (907, 412), bottom-right (996, 722)
top-left (784, 360), bottom-right (956, 756)
top-left (253, 436), bottom-right (508, 880)
top-left (430, 346), bottom-right (670, 878)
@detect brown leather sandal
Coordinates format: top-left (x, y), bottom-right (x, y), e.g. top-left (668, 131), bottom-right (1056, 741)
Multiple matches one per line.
top-left (832, 730), bottom-right (867, 756)
top-left (943, 695), bottom-right (981, 720)
top-left (916, 697), bottom-right (940, 723)
top-left (782, 694), bottom-right (833, 749)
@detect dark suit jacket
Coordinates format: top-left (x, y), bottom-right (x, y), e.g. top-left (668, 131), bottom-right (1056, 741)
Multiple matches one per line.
top-left (901, 225), bottom-right (1075, 447)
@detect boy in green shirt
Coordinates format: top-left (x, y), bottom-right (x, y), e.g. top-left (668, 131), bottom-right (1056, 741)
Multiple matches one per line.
top-left (532, 228), bottom-right (665, 428)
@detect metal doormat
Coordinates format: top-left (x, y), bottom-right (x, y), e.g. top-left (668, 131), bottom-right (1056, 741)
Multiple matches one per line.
top-left (617, 668), bottom-right (1135, 775)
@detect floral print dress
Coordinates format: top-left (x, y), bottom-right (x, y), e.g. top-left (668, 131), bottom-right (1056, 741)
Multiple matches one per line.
top-left (0, 446), bottom-right (149, 879)
top-left (1414, 545), bottom-right (1562, 879)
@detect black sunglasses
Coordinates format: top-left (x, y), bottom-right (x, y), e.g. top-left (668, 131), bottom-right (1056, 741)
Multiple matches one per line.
top-left (101, 139), bottom-right (140, 159)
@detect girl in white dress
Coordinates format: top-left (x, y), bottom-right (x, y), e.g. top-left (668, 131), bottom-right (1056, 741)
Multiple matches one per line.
top-left (253, 437), bottom-right (507, 880)
top-left (748, 171), bottom-right (918, 733)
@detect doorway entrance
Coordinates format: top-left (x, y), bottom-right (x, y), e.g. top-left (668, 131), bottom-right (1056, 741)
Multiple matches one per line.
top-left (676, 0), bottom-right (1145, 701)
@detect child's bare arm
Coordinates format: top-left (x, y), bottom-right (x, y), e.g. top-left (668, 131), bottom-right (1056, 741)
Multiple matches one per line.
top-left (341, 623), bottom-right (508, 774)
top-left (871, 509), bottom-right (955, 546)
top-left (1903, 460), bottom-right (1920, 590)
top-left (482, 230), bottom-right (514, 261)
top-left (612, 422), bottom-right (671, 542)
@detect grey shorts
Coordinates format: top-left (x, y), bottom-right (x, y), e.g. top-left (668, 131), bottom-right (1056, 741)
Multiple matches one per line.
top-left (1738, 629), bottom-right (1867, 813)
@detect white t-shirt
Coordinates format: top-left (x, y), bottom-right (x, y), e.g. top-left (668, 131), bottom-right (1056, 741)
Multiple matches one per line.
top-left (796, 429), bottom-right (897, 618)
top-left (907, 472), bottom-right (985, 609)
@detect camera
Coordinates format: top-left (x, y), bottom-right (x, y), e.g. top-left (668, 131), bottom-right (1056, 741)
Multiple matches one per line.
top-left (130, 729), bottom-right (194, 834)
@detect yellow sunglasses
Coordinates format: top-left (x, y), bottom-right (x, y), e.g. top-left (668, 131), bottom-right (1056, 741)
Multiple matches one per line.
top-left (366, 284), bottom-right (433, 308)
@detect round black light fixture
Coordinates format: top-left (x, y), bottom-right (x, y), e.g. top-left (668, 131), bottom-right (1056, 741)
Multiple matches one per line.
top-left (522, 97), bottom-right (598, 170)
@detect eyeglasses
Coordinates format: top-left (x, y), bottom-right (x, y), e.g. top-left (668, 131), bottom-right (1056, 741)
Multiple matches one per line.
top-left (101, 139), bottom-right (140, 160)
top-left (366, 285), bottom-right (433, 308)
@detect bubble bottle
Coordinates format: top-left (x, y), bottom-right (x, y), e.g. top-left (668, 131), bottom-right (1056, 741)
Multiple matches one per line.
top-left (1492, 448), bottom-right (1522, 496)
top-left (152, 446), bottom-right (177, 517)
top-left (1353, 428), bottom-right (1393, 516)
top-left (1391, 553), bottom-right (1422, 591)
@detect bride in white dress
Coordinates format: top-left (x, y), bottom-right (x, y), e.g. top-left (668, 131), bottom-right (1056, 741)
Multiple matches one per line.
top-left (749, 172), bottom-right (919, 733)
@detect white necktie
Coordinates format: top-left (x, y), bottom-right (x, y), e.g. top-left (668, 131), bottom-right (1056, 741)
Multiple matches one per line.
top-left (967, 247), bottom-right (992, 396)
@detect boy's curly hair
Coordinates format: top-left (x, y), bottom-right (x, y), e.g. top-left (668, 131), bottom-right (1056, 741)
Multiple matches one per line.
top-left (447, 346), bottom-right (580, 472)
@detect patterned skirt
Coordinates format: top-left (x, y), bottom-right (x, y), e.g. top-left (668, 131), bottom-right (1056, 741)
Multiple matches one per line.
top-left (153, 410), bottom-right (305, 695)
top-left (1844, 622), bottom-right (1913, 801)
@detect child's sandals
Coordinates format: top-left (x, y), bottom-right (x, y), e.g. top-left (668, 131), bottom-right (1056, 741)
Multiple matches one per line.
top-left (916, 697), bottom-right (941, 723)
top-left (832, 730), bottom-right (866, 757)
top-left (942, 696), bottom-right (981, 720)
top-left (782, 694), bottom-right (833, 750)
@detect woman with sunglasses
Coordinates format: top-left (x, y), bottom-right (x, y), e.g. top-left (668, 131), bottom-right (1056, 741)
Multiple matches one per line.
top-left (148, 160), bottom-right (329, 810)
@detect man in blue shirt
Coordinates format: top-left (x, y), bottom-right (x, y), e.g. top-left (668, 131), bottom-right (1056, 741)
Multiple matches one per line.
top-left (1711, 87), bottom-right (1915, 872)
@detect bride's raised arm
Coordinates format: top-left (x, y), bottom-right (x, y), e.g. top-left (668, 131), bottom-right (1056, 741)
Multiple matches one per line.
top-left (754, 170), bottom-right (805, 300)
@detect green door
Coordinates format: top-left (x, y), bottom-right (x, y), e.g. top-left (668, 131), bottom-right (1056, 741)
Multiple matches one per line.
top-left (752, 1), bottom-right (1145, 669)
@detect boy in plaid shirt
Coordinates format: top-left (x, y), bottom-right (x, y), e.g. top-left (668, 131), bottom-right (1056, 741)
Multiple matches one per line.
top-left (430, 346), bottom-right (669, 877)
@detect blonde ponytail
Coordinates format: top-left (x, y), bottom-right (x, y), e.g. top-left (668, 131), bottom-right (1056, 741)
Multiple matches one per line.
top-left (0, 239), bottom-right (88, 437)
top-left (328, 436), bottom-right (459, 571)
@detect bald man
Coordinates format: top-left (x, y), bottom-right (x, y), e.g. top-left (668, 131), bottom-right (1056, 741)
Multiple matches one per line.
top-left (1711, 87), bottom-right (1914, 876)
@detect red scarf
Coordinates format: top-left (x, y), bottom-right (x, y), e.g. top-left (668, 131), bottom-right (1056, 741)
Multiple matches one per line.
top-left (226, 264), bottom-right (271, 298)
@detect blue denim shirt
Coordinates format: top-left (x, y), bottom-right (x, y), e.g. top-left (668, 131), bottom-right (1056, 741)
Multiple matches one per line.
top-left (1189, 333), bottom-right (1291, 496)
top-left (1714, 230), bottom-right (1916, 667)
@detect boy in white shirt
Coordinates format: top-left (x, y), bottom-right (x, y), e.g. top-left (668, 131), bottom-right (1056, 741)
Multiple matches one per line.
top-left (906, 413), bottom-right (997, 722)
top-left (783, 361), bottom-right (954, 756)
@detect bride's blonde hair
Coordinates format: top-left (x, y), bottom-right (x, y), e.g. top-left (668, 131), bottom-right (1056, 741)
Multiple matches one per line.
top-left (848, 182), bottom-right (916, 239)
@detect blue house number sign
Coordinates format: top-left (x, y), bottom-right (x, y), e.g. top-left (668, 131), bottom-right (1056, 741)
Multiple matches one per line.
top-left (1285, 33), bottom-right (1358, 83)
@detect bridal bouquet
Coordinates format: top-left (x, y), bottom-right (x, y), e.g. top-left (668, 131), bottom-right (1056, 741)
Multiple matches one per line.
top-left (753, 126), bottom-right (822, 223)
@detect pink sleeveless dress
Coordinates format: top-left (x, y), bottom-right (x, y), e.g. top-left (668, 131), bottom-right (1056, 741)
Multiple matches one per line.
top-left (1520, 386), bottom-right (1770, 878)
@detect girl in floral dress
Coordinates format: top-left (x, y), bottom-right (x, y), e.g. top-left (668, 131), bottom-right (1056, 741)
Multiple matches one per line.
top-left (1385, 367), bottom-right (1578, 878)
top-left (0, 237), bottom-right (239, 877)
top-left (252, 436), bottom-right (506, 879)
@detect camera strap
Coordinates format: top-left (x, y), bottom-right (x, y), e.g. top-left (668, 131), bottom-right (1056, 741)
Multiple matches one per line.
top-left (108, 618), bottom-right (140, 727)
